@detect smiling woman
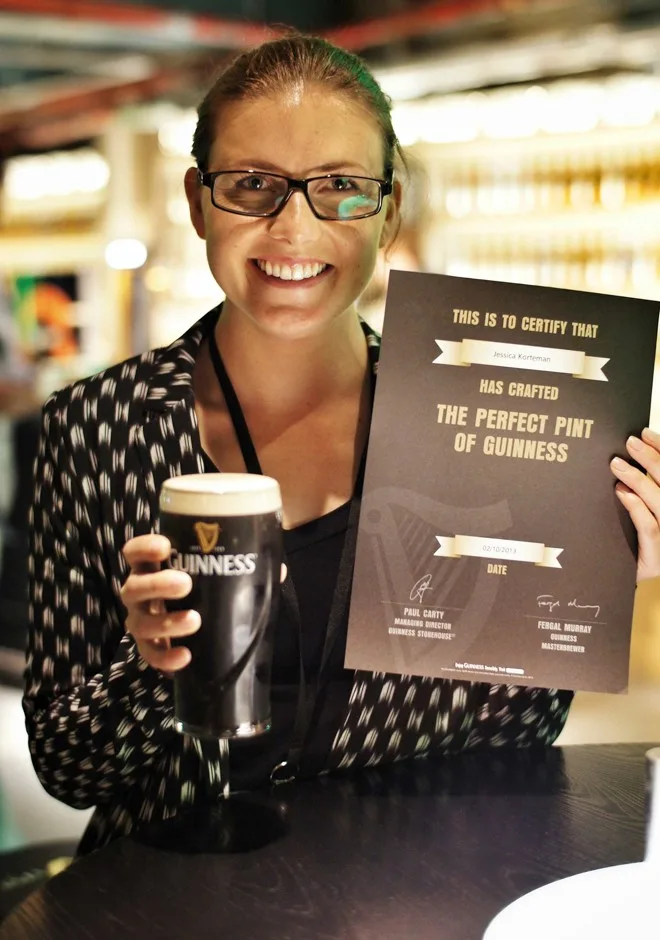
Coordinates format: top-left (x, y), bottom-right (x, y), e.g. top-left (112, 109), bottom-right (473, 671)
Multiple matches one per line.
top-left (24, 34), bottom-right (577, 858)
top-left (183, 86), bottom-right (400, 349)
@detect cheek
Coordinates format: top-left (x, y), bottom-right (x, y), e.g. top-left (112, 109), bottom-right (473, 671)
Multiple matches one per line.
top-left (347, 228), bottom-right (382, 284)
top-left (204, 223), bottom-right (247, 282)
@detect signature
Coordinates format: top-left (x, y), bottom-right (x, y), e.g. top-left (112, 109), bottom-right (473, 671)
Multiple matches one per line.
top-left (568, 599), bottom-right (601, 620)
top-left (410, 574), bottom-right (433, 604)
top-left (536, 594), bottom-right (601, 620)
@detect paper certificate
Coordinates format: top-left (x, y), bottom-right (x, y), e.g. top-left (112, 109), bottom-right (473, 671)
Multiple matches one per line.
top-left (345, 272), bottom-right (659, 693)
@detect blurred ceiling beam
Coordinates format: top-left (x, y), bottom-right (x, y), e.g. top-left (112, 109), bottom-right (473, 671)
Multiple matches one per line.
top-left (0, 56), bottom-right (157, 110)
top-left (0, 0), bottom-right (538, 156)
top-left (0, 44), bottom-right (137, 72)
top-left (0, 0), bottom-right (573, 51)
top-left (325, 0), bottom-right (577, 50)
top-left (0, 0), bottom-right (647, 157)
top-left (0, 65), bottom-right (198, 155)
top-left (375, 21), bottom-right (660, 99)
top-left (0, 0), bottom-right (274, 49)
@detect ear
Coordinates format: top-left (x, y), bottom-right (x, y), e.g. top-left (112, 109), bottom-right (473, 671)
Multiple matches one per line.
top-left (379, 177), bottom-right (403, 251)
top-left (184, 167), bottom-right (206, 240)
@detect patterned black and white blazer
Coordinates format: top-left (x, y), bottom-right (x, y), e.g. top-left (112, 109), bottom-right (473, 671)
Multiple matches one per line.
top-left (24, 307), bottom-right (574, 854)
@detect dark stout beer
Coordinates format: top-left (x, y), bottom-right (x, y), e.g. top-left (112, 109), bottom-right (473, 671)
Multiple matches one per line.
top-left (159, 473), bottom-right (282, 739)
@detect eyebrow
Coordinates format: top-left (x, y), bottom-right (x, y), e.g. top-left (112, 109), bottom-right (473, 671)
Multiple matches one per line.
top-left (219, 159), bottom-right (374, 176)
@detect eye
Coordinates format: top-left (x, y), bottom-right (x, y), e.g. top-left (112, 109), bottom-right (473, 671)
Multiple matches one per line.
top-left (236, 174), bottom-right (274, 191)
top-left (329, 176), bottom-right (359, 192)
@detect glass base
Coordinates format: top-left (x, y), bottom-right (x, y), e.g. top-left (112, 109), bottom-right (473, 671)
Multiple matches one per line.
top-left (174, 717), bottom-right (271, 739)
top-left (132, 795), bottom-right (289, 854)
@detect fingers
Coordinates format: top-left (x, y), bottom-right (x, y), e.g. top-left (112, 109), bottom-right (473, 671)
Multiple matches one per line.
top-left (129, 607), bottom-right (199, 672)
top-left (122, 534), bottom-right (172, 571)
top-left (141, 643), bottom-right (192, 672)
top-left (630, 429), bottom-right (660, 484)
top-left (121, 534), bottom-right (197, 671)
top-left (611, 430), bottom-right (660, 582)
top-left (610, 431), bottom-right (660, 515)
top-left (281, 562), bottom-right (287, 583)
top-left (121, 568), bottom-right (192, 607)
top-left (121, 534), bottom-right (287, 672)
top-left (614, 482), bottom-right (657, 537)
top-left (128, 606), bottom-right (199, 672)
top-left (132, 609), bottom-right (201, 641)
top-left (642, 425), bottom-right (660, 453)
top-left (615, 481), bottom-right (660, 582)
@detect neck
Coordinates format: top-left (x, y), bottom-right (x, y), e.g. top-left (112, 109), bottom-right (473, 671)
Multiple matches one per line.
top-left (199, 301), bottom-right (369, 411)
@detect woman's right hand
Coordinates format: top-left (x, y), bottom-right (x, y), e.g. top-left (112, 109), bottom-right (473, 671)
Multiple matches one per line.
top-left (120, 534), bottom-right (200, 672)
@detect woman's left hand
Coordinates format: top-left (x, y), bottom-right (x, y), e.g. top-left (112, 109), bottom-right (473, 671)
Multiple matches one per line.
top-left (611, 427), bottom-right (660, 582)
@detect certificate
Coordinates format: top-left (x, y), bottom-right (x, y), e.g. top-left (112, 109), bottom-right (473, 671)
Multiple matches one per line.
top-left (345, 272), bottom-right (659, 693)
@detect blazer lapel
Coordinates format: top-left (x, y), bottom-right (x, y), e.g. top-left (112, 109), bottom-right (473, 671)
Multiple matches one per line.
top-left (134, 307), bottom-right (219, 521)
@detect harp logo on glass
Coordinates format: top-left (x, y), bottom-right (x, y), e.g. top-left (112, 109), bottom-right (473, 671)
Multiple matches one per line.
top-left (172, 518), bottom-right (257, 576)
top-left (194, 520), bottom-right (222, 553)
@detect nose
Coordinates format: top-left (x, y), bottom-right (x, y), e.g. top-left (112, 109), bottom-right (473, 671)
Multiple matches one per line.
top-left (267, 188), bottom-right (322, 244)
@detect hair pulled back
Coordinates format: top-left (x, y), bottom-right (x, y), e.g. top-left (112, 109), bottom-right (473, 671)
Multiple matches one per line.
top-left (191, 34), bottom-right (404, 177)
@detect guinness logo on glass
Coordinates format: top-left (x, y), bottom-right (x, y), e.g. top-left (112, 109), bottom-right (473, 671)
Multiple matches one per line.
top-left (194, 521), bottom-right (221, 553)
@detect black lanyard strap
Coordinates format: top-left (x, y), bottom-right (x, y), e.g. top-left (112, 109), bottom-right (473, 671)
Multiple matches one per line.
top-left (207, 328), bottom-right (262, 476)
top-left (274, 455), bottom-right (366, 783)
top-left (207, 323), bottom-right (374, 782)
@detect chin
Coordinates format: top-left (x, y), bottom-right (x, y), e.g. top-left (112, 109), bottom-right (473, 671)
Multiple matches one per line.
top-left (246, 301), bottom-right (350, 340)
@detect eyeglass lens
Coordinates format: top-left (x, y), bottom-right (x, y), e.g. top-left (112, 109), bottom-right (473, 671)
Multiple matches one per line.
top-left (212, 173), bottom-right (381, 219)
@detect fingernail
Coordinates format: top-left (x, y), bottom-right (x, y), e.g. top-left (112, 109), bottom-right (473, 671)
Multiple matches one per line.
top-left (611, 457), bottom-right (628, 471)
top-left (627, 435), bottom-right (643, 451)
top-left (150, 535), bottom-right (170, 555)
top-left (171, 574), bottom-right (191, 592)
top-left (643, 427), bottom-right (660, 443)
top-left (188, 611), bottom-right (201, 628)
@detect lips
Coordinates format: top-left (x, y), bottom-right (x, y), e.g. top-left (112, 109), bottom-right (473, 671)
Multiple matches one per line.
top-left (255, 259), bottom-right (328, 281)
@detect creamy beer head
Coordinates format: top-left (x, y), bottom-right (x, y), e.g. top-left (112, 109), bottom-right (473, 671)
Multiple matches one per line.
top-left (160, 473), bottom-right (281, 517)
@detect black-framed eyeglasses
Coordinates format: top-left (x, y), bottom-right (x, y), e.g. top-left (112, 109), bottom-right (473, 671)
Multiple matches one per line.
top-left (197, 169), bottom-right (393, 221)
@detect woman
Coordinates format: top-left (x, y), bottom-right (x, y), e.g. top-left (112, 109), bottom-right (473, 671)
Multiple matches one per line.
top-left (23, 35), bottom-right (660, 855)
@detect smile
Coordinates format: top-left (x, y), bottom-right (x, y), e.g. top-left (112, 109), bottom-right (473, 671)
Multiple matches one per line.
top-left (255, 260), bottom-right (328, 281)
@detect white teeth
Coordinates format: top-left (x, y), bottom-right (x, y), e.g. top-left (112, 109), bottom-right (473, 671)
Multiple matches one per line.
top-left (257, 260), bottom-right (327, 281)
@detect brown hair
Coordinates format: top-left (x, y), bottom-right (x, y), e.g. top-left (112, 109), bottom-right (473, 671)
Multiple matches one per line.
top-left (191, 34), bottom-right (405, 179)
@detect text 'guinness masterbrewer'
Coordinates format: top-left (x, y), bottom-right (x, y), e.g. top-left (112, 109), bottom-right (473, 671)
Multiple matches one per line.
top-left (159, 473), bottom-right (282, 739)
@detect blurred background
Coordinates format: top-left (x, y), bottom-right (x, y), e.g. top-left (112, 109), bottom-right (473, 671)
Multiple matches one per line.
top-left (3, 0), bottom-right (660, 909)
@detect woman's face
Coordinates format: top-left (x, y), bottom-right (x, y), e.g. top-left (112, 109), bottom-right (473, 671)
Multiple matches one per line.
top-left (185, 86), bottom-right (400, 340)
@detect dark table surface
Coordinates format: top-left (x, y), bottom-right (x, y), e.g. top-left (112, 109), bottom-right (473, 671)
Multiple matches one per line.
top-left (0, 742), bottom-right (652, 940)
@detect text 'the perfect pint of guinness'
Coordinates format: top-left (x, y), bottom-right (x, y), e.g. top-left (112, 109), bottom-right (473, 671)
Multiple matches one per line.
top-left (159, 473), bottom-right (282, 739)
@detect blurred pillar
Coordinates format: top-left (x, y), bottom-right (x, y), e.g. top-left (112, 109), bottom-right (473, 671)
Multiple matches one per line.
top-left (100, 114), bottom-right (153, 362)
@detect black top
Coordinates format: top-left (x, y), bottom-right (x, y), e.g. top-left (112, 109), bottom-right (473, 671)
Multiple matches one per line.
top-left (203, 318), bottom-right (372, 784)
top-left (202, 449), bottom-right (353, 787)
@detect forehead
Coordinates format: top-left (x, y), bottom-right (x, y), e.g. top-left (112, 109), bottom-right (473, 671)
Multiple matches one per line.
top-left (208, 87), bottom-right (385, 174)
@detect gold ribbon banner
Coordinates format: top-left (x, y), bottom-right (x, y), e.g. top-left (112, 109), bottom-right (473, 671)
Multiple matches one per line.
top-left (434, 535), bottom-right (563, 568)
top-left (433, 338), bottom-right (609, 382)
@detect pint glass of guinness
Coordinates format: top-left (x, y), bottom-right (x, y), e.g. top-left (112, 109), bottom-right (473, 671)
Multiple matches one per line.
top-left (159, 473), bottom-right (282, 740)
